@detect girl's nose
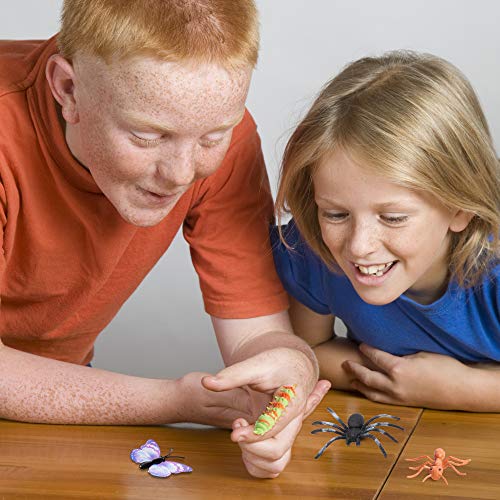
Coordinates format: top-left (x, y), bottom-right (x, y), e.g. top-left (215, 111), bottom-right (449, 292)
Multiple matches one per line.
top-left (347, 220), bottom-right (379, 258)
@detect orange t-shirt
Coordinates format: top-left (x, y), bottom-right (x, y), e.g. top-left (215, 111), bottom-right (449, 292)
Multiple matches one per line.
top-left (0, 37), bottom-right (288, 365)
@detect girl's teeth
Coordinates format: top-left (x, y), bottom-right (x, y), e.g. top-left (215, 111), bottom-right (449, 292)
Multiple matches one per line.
top-left (357, 262), bottom-right (393, 276)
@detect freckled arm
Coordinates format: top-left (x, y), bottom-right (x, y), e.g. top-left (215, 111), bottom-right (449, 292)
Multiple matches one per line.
top-left (0, 336), bottom-right (184, 425)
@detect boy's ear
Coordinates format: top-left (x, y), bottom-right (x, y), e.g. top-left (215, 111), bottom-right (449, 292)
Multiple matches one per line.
top-left (45, 54), bottom-right (79, 124)
top-left (449, 209), bottom-right (475, 233)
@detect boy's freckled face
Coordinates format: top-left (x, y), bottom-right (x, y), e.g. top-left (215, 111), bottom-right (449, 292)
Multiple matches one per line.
top-left (313, 149), bottom-right (466, 305)
top-left (66, 55), bottom-right (252, 227)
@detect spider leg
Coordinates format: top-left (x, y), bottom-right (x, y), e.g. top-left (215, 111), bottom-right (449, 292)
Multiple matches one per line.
top-left (314, 435), bottom-right (346, 459)
top-left (422, 473), bottom-right (433, 483)
top-left (365, 422), bottom-right (404, 432)
top-left (445, 463), bottom-right (467, 476)
top-left (364, 427), bottom-right (399, 443)
top-left (364, 413), bottom-right (401, 426)
top-left (360, 432), bottom-right (388, 458)
top-left (408, 463), bottom-right (432, 471)
top-left (447, 459), bottom-right (471, 468)
top-left (311, 428), bottom-right (344, 437)
top-left (311, 420), bottom-right (346, 433)
top-left (405, 455), bottom-right (433, 462)
top-left (440, 474), bottom-right (449, 485)
top-left (407, 464), bottom-right (430, 478)
top-left (447, 456), bottom-right (471, 465)
top-left (325, 407), bottom-right (349, 431)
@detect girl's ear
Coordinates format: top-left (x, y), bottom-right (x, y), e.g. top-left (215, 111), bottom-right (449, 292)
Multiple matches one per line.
top-left (449, 209), bottom-right (475, 233)
top-left (45, 54), bottom-right (79, 124)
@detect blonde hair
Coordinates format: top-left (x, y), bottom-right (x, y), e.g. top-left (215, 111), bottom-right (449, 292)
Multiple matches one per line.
top-left (58, 0), bottom-right (259, 68)
top-left (276, 51), bottom-right (499, 287)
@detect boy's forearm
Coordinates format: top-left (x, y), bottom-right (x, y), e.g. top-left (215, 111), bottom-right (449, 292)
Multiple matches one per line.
top-left (0, 343), bottom-right (183, 424)
top-left (229, 329), bottom-right (318, 378)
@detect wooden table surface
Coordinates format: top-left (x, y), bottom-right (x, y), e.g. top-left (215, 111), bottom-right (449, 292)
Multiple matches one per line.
top-left (0, 390), bottom-right (498, 499)
top-left (380, 410), bottom-right (500, 500)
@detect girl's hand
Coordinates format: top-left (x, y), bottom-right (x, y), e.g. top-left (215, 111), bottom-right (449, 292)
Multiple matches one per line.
top-left (342, 343), bottom-right (472, 409)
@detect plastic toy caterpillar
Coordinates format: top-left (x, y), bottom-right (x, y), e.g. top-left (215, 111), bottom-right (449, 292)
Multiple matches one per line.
top-left (253, 385), bottom-right (297, 435)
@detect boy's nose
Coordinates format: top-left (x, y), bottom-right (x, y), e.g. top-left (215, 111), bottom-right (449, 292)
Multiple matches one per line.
top-left (155, 149), bottom-right (196, 187)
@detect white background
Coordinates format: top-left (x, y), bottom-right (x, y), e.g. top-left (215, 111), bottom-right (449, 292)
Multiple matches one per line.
top-left (1, 1), bottom-right (499, 378)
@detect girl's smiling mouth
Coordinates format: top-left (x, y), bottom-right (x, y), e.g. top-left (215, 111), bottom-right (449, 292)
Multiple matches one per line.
top-left (354, 261), bottom-right (397, 277)
top-left (350, 261), bottom-right (399, 285)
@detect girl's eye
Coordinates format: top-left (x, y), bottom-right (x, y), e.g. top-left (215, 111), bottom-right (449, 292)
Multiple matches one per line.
top-left (381, 214), bottom-right (409, 224)
top-left (130, 132), bottom-right (163, 147)
top-left (321, 211), bottom-right (348, 222)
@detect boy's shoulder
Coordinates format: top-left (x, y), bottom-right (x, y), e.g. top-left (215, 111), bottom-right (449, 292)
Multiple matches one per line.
top-left (230, 109), bottom-right (257, 145)
top-left (0, 40), bottom-right (50, 161)
top-left (0, 38), bottom-right (53, 97)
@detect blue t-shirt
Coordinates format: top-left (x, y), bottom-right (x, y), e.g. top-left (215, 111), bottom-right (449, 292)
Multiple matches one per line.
top-left (271, 220), bottom-right (500, 363)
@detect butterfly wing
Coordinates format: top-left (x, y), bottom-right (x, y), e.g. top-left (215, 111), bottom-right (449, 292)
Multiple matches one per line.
top-left (130, 439), bottom-right (161, 464)
top-left (148, 461), bottom-right (193, 478)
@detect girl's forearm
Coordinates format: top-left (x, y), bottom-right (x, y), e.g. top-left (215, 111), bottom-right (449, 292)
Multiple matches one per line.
top-left (460, 365), bottom-right (500, 412)
top-left (314, 337), bottom-right (375, 391)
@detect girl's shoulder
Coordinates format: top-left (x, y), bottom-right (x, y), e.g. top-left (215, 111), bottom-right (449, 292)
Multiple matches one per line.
top-left (482, 260), bottom-right (500, 300)
top-left (270, 220), bottom-right (344, 314)
top-left (451, 260), bottom-right (500, 319)
top-left (270, 219), bottom-right (331, 277)
top-left (472, 260), bottom-right (500, 293)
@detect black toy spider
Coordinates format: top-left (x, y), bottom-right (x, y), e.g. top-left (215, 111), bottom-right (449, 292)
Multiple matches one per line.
top-left (311, 407), bottom-right (404, 458)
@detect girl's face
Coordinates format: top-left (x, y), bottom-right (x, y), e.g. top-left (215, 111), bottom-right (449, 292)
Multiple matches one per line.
top-left (313, 149), bottom-right (471, 305)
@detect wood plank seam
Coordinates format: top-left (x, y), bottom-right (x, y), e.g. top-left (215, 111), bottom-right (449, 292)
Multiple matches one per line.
top-left (374, 408), bottom-right (425, 499)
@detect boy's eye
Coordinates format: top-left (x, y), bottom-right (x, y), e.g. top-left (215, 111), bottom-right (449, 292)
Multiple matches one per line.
top-left (200, 134), bottom-right (226, 148)
top-left (132, 132), bottom-right (163, 140)
top-left (130, 131), bottom-right (163, 147)
top-left (200, 126), bottom-right (235, 148)
top-left (381, 214), bottom-right (409, 224)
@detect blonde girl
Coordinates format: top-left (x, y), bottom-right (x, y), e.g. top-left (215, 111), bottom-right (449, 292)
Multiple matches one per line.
top-left (273, 51), bottom-right (500, 411)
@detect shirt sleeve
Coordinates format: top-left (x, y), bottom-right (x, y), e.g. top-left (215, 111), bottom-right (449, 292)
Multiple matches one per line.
top-left (0, 178), bottom-right (6, 311)
top-left (183, 112), bottom-right (288, 319)
top-left (270, 219), bottom-right (331, 315)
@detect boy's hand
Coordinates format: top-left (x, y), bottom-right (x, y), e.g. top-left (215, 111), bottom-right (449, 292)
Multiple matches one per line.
top-left (174, 372), bottom-right (262, 428)
top-left (229, 380), bottom-right (330, 478)
top-left (342, 343), bottom-right (471, 409)
top-left (202, 348), bottom-right (330, 477)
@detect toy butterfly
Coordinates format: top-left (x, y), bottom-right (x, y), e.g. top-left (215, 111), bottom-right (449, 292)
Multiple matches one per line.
top-left (130, 439), bottom-right (193, 478)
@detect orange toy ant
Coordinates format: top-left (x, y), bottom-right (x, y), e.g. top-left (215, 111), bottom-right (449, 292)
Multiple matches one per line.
top-left (406, 448), bottom-right (471, 485)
